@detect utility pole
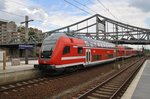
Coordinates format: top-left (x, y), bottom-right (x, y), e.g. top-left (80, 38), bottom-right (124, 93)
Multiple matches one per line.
top-left (21, 16), bottom-right (33, 64)
top-left (96, 15), bottom-right (99, 40)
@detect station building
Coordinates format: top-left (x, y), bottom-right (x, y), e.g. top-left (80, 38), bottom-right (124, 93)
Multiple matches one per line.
top-left (0, 19), bottom-right (43, 60)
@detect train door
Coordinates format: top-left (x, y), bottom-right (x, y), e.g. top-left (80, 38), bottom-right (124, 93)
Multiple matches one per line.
top-left (86, 49), bottom-right (91, 65)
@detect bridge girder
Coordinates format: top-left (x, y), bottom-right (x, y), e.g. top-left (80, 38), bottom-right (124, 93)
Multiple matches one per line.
top-left (44, 14), bottom-right (150, 45)
top-left (1, 14), bottom-right (150, 45)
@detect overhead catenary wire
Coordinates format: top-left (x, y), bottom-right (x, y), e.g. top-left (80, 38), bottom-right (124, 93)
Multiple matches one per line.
top-left (106, 0), bottom-right (130, 24)
top-left (6, 0), bottom-right (33, 9)
top-left (71, 0), bottom-right (119, 21)
top-left (64, 0), bottom-right (92, 15)
top-left (87, 0), bottom-right (106, 11)
top-left (73, 0), bottom-right (98, 14)
top-left (87, 0), bottom-right (116, 20)
top-left (96, 0), bottom-right (118, 20)
top-left (87, 0), bottom-right (114, 18)
top-left (0, 9), bottom-right (24, 18)
top-left (0, 9), bottom-right (44, 23)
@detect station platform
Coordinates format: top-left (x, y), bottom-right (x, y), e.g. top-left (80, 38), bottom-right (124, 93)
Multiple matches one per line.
top-left (0, 60), bottom-right (40, 85)
top-left (0, 60), bottom-right (38, 73)
top-left (121, 59), bottom-right (150, 99)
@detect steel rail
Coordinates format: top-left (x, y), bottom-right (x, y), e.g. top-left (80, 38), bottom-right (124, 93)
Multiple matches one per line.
top-left (110, 58), bottom-right (146, 99)
top-left (77, 57), bottom-right (146, 99)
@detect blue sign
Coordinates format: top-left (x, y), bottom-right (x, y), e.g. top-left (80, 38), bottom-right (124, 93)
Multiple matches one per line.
top-left (19, 45), bottom-right (33, 49)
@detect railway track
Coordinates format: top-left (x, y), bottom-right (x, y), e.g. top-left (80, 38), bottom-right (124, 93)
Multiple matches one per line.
top-left (0, 72), bottom-right (78, 93)
top-left (0, 57), bottom-right (143, 97)
top-left (0, 76), bottom-right (49, 93)
top-left (76, 57), bottom-right (146, 99)
top-left (0, 69), bottom-right (87, 94)
top-left (0, 65), bottom-right (105, 93)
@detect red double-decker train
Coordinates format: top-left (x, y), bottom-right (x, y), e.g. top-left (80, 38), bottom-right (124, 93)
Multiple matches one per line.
top-left (34, 33), bottom-right (138, 72)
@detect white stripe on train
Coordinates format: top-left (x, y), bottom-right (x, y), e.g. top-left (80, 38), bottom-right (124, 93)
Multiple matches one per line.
top-left (57, 55), bottom-right (134, 68)
top-left (56, 58), bottom-right (116, 68)
top-left (61, 56), bottom-right (86, 60)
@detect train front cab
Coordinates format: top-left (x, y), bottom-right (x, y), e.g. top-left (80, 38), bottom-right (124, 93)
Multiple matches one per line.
top-left (35, 33), bottom-right (68, 72)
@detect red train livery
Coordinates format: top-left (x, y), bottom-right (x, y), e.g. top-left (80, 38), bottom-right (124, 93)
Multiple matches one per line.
top-left (34, 33), bottom-right (137, 72)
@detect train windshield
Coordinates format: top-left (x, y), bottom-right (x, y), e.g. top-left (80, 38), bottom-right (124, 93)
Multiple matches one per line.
top-left (40, 33), bottom-right (66, 59)
top-left (42, 33), bottom-right (66, 51)
top-left (42, 40), bottom-right (56, 51)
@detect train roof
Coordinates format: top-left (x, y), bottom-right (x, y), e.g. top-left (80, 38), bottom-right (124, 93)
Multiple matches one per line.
top-left (48, 33), bottom-right (116, 48)
top-left (124, 46), bottom-right (133, 49)
top-left (79, 36), bottom-right (115, 48)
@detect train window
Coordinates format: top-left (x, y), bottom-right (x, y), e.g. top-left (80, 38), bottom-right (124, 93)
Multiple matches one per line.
top-left (105, 54), bottom-right (108, 58)
top-left (78, 47), bottom-right (83, 54)
top-left (97, 55), bottom-right (101, 60)
top-left (63, 46), bottom-right (70, 54)
top-left (92, 55), bottom-right (96, 61)
top-left (92, 55), bottom-right (101, 61)
top-left (108, 54), bottom-right (114, 59)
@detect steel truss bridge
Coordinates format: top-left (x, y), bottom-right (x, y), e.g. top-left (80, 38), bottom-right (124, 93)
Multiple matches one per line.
top-left (45, 14), bottom-right (150, 45)
top-left (1, 14), bottom-right (150, 46)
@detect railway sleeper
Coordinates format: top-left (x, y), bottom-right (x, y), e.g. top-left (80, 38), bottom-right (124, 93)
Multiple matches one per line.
top-left (28, 81), bottom-right (34, 83)
top-left (110, 82), bottom-right (123, 86)
top-left (113, 79), bottom-right (125, 82)
top-left (16, 83), bottom-right (22, 86)
top-left (92, 92), bottom-right (111, 98)
top-left (118, 76), bottom-right (130, 80)
top-left (108, 83), bottom-right (122, 86)
top-left (9, 85), bottom-right (15, 88)
top-left (102, 86), bottom-right (118, 90)
top-left (22, 82), bottom-right (28, 84)
top-left (87, 96), bottom-right (99, 99)
top-left (99, 88), bottom-right (116, 92)
top-left (1, 86), bottom-right (8, 90)
top-left (108, 82), bottom-right (121, 85)
top-left (38, 78), bottom-right (44, 81)
top-left (111, 79), bottom-right (124, 82)
top-left (33, 79), bottom-right (39, 82)
top-left (106, 84), bottom-right (119, 88)
top-left (95, 90), bottom-right (113, 95)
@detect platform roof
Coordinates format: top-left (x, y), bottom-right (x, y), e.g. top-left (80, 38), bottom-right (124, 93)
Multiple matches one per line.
top-left (0, 19), bottom-right (8, 24)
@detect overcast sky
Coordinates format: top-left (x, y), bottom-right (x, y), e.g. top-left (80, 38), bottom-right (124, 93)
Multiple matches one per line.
top-left (0, 0), bottom-right (150, 33)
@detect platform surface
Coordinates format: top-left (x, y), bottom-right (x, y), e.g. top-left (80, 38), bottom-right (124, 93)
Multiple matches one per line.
top-left (0, 60), bottom-right (38, 73)
top-left (121, 59), bottom-right (150, 99)
top-left (132, 59), bottom-right (150, 99)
